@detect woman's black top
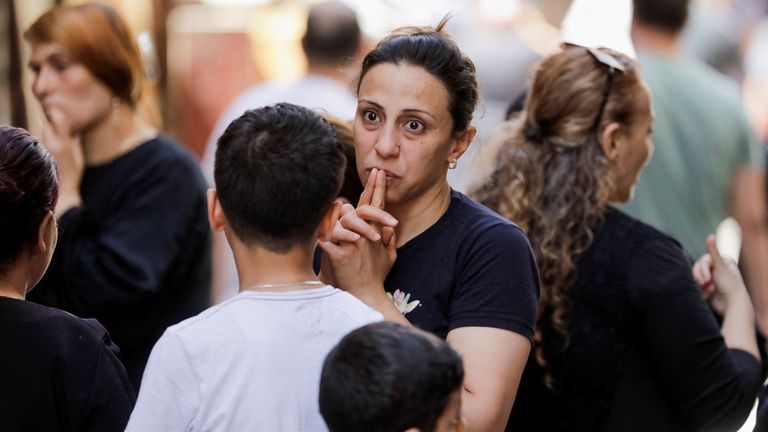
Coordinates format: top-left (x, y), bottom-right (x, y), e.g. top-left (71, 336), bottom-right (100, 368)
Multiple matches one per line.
top-left (29, 136), bottom-right (211, 389)
top-left (508, 208), bottom-right (761, 431)
top-left (0, 297), bottom-right (135, 431)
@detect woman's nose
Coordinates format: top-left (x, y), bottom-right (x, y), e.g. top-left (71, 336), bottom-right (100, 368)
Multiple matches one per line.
top-left (374, 126), bottom-right (399, 158)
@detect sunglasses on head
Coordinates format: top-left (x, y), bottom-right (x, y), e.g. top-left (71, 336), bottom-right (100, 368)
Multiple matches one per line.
top-left (582, 47), bottom-right (627, 133)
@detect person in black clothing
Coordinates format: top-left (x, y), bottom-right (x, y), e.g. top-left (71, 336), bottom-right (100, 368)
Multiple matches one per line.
top-left (318, 17), bottom-right (540, 431)
top-left (474, 47), bottom-right (762, 431)
top-left (0, 125), bottom-right (135, 431)
top-left (24, 3), bottom-right (211, 389)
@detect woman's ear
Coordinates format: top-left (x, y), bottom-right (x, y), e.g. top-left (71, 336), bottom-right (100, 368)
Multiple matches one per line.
top-left (448, 126), bottom-right (477, 164)
top-left (207, 189), bottom-right (227, 232)
top-left (600, 122), bottom-right (622, 160)
top-left (36, 210), bottom-right (56, 255)
top-left (317, 200), bottom-right (342, 242)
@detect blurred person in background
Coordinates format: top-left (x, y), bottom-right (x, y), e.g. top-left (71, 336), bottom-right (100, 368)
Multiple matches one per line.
top-left (203, 0), bottom-right (365, 301)
top-left (475, 47), bottom-right (761, 431)
top-left (24, 3), bottom-right (211, 390)
top-left (619, 0), bottom-right (768, 335)
top-left (0, 125), bottom-right (135, 431)
top-left (319, 19), bottom-right (540, 432)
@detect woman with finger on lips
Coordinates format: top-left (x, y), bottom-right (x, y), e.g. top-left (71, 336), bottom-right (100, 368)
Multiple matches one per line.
top-left (24, 3), bottom-right (211, 391)
top-left (318, 18), bottom-right (540, 432)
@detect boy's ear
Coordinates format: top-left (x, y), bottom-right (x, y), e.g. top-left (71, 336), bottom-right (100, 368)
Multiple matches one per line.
top-left (317, 200), bottom-right (342, 242)
top-left (600, 122), bottom-right (622, 160)
top-left (207, 189), bottom-right (227, 232)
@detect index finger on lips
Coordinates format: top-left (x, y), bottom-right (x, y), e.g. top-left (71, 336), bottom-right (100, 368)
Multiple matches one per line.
top-left (371, 168), bottom-right (387, 210)
top-left (358, 168), bottom-right (377, 207)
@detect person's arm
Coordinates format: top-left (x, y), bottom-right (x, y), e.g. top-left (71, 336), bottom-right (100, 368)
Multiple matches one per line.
top-left (41, 108), bottom-right (83, 215)
top-left (448, 328), bottom-right (530, 432)
top-left (445, 224), bottom-right (538, 432)
top-left (80, 338), bottom-right (137, 431)
top-left (125, 329), bottom-right (200, 432)
top-left (729, 166), bottom-right (768, 335)
top-left (30, 156), bottom-right (209, 316)
top-left (65, 319), bottom-right (135, 432)
top-left (632, 237), bottom-right (761, 430)
top-left (693, 235), bottom-right (760, 359)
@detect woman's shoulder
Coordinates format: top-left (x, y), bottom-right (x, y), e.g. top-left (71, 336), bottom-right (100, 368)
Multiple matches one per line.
top-left (450, 190), bottom-right (526, 235)
top-left (113, 135), bottom-right (207, 189)
top-left (141, 135), bottom-right (202, 170)
top-left (1, 298), bottom-right (111, 351)
top-left (598, 207), bottom-right (685, 257)
top-left (596, 209), bottom-right (696, 300)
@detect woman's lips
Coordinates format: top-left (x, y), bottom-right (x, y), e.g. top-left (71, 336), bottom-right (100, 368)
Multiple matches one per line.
top-left (370, 168), bottom-right (399, 185)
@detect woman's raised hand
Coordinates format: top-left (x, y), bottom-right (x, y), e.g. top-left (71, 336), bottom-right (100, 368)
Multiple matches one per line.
top-left (42, 108), bottom-right (83, 215)
top-left (318, 168), bottom-right (399, 308)
top-left (692, 235), bottom-right (748, 315)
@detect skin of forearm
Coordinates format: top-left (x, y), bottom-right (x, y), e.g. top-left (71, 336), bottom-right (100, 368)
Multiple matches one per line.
top-left (721, 289), bottom-right (760, 360)
top-left (738, 223), bottom-right (768, 335)
top-left (460, 389), bottom-right (511, 432)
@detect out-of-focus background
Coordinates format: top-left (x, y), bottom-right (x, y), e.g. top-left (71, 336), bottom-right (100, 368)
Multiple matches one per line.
top-left (5, 0), bottom-right (766, 191)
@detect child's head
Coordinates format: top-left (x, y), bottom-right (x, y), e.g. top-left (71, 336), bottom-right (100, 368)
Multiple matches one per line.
top-left (213, 103), bottom-right (345, 252)
top-left (320, 322), bottom-right (464, 432)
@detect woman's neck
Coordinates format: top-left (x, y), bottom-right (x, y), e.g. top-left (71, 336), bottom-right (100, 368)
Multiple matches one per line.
top-left (389, 181), bottom-right (452, 247)
top-left (0, 269), bottom-right (31, 301)
top-left (81, 104), bottom-right (155, 166)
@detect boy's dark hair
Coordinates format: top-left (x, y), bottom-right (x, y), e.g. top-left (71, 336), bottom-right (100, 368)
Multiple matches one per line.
top-left (0, 126), bottom-right (58, 275)
top-left (214, 103), bottom-right (344, 252)
top-left (319, 113), bottom-right (363, 203)
top-left (319, 322), bottom-right (464, 432)
top-left (633, 0), bottom-right (690, 34)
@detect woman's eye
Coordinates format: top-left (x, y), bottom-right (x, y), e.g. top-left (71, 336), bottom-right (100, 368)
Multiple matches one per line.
top-left (364, 111), bottom-right (379, 122)
top-left (52, 62), bottom-right (69, 72)
top-left (406, 120), bottom-right (424, 132)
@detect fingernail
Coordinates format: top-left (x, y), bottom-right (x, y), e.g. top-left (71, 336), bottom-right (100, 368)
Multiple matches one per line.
top-left (352, 233), bottom-right (360, 240)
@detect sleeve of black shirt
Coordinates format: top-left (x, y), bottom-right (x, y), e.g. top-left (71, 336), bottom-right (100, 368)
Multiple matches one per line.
top-left (626, 237), bottom-right (761, 431)
top-left (57, 318), bottom-right (135, 432)
top-left (449, 223), bottom-right (540, 340)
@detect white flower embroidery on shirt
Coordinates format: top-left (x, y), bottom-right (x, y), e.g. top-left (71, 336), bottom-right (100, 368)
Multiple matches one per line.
top-left (387, 289), bottom-right (421, 315)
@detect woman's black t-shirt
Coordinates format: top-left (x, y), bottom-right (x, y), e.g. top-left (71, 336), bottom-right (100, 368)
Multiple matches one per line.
top-left (384, 190), bottom-right (540, 340)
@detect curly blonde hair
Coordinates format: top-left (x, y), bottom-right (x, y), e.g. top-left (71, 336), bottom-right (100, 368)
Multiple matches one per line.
top-left (473, 47), bottom-right (644, 364)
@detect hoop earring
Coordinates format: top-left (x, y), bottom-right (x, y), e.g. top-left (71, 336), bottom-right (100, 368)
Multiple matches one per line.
top-left (448, 158), bottom-right (458, 169)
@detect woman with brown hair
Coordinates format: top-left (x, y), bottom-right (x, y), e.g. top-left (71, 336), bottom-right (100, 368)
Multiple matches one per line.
top-left (24, 3), bottom-right (211, 390)
top-left (0, 125), bottom-right (134, 431)
top-left (474, 47), bottom-right (762, 430)
top-left (319, 19), bottom-right (540, 431)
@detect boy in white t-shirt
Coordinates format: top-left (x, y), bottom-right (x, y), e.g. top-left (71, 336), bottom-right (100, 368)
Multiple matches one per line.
top-left (126, 103), bottom-right (382, 432)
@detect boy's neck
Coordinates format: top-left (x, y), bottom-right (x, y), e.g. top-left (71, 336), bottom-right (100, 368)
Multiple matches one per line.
top-left (229, 236), bottom-right (322, 293)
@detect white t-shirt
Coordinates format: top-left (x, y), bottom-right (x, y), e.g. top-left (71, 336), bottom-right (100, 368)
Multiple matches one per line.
top-left (125, 286), bottom-right (382, 432)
